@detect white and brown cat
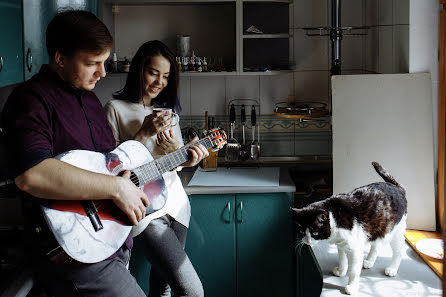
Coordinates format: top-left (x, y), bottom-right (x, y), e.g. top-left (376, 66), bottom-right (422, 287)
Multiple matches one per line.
top-left (292, 162), bottom-right (407, 295)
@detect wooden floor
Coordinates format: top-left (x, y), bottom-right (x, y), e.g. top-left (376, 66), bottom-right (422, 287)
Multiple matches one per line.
top-left (405, 229), bottom-right (443, 278)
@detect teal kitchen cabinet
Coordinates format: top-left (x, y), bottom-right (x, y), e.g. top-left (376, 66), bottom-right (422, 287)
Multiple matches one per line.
top-left (22, 0), bottom-right (98, 80)
top-left (236, 193), bottom-right (294, 297)
top-left (0, 0), bottom-right (24, 87)
top-left (185, 192), bottom-right (294, 297)
top-left (185, 194), bottom-right (237, 297)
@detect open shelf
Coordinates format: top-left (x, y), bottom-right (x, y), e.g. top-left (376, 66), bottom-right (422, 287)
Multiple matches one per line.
top-left (103, 0), bottom-right (292, 75)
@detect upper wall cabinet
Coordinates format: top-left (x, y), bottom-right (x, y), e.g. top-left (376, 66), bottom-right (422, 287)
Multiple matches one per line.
top-left (0, 0), bottom-right (98, 87)
top-left (0, 0), bottom-right (24, 87)
top-left (23, 0), bottom-right (98, 80)
top-left (102, 0), bottom-right (292, 75)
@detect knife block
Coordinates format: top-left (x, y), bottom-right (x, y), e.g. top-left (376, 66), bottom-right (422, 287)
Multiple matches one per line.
top-left (202, 150), bottom-right (218, 171)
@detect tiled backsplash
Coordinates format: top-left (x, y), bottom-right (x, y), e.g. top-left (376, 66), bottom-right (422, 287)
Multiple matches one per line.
top-left (178, 115), bottom-right (331, 158)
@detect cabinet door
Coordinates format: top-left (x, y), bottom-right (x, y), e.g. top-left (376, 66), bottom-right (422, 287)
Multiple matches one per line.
top-left (0, 0), bottom-right (23, 87)
top-left (186, 194), bottom-right (237, 297)
top-left (236, 192), bottom-right (294, 297)
top-left (22, 0), bottom-right (98, 80)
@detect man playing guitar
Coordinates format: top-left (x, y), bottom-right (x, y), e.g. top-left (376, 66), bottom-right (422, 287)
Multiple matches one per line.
top-left (2, 10), bottom-right (208, 297)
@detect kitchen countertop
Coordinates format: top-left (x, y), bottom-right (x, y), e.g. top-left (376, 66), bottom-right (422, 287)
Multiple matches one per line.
top-left (178, 166), bottom-right (296, 195)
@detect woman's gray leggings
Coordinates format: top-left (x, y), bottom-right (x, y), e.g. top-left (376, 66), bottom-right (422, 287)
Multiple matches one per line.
top-left (135, 215), bottom-right (204, 297)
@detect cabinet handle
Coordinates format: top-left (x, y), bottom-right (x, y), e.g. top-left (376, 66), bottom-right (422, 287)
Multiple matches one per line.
top-left (26, 48), bottom-right (32, 72)
top-left (239, 201), bottom-right (243, 223)
top-left (0, 56), bottom-right (3, 72)
top-left (227, 202), bottom-right (231, 224)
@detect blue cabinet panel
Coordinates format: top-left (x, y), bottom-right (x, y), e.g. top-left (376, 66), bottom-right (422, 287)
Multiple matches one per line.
top-left (186, 194), bottom-right (237, 297)
top-left (0, 1), bottom-right (24, 87)
top-left (236, 192), bottom-right (294, 297)
top-left (23, 0), bottom-right (98, 80)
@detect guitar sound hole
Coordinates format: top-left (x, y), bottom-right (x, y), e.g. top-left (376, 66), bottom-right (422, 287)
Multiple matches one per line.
top-left (130, 172), bottom-right (140, 187)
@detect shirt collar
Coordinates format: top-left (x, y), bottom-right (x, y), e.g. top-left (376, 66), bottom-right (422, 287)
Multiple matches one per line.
top-left (39, 65), bottom-right (85, 97)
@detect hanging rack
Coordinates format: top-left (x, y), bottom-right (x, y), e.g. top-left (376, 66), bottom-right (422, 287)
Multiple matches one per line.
top-left (302, 0), bottom-right (369, 75)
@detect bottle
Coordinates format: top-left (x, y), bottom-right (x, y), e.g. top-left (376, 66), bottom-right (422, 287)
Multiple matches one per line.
top-left (197, 57), bottom-right (202, 72)
top-left (176, 57), bottom-right (182, 72)
top-left (112, 53), bottom-right (118, 72)
top-left (190, 51), bottom-right (196, 71)
top-left (182, 57), bottom-right (188, 72)
top-left (202, 57), bottom-right (208, 72)
top-left (123, 57), bottom-right (130, 72)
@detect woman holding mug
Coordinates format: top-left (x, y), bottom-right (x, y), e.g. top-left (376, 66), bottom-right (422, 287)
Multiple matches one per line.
top-left (104, 40), bottom-right (206, 297)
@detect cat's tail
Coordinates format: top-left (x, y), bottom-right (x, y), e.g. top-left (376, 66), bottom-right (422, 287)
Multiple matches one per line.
top-left (372, 161), bottom-right (405, 190)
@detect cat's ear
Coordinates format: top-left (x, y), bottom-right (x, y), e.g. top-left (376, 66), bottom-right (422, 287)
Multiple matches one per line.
top-left (317, 214), bottom-right (326, 222)
top-left (316, 212), bottom-right (327, 224)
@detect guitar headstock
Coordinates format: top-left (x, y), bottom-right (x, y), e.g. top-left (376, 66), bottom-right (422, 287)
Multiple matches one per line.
top-left (203, 128), bottom-right (227, 152)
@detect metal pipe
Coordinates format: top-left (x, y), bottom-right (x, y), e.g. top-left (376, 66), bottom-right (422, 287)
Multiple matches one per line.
top-left (330, 0), bottom-right (342, 75)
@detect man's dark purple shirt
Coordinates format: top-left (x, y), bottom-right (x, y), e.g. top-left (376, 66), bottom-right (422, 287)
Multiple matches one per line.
top-left (2, 65), bottom-right (132, 256)
top-left (3, 65), bottom-right (115, 174)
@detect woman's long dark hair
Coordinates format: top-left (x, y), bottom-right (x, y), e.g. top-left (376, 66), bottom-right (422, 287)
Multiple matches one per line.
top-left (113, 40), bottom-right (181, 112)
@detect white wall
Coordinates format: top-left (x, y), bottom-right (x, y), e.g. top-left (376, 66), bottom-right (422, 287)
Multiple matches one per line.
top-left (409, 0), bottom-right (439, 175)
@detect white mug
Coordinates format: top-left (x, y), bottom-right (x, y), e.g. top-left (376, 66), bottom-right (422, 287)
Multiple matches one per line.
top-left (152, 107), bottom-right (179, 127)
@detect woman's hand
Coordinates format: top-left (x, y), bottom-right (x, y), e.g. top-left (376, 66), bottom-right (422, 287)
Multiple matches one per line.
top-left (156, 128), bottom-right (180, 154)
top-left (134, 112), bottom-right (173, 142)
top-left (182, 136), bottom-right (209, 167)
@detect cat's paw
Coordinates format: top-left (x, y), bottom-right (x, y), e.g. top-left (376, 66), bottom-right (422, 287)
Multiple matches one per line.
top-left (384, 266), bottom-right (398, 277)
top-left (363, 259), bottom-right (374, 269)
top-left (344, 284), bottom-right (359, 295)
top-left (333, 267), bottom-right (347, 277)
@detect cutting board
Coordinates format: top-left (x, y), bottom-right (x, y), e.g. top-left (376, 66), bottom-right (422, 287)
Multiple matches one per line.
top-left (188, 167), bottom-right (280, 187)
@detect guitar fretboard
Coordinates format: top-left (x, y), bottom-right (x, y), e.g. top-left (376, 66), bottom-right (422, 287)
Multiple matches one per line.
top-left (133, 136), bottom-right (213, 185)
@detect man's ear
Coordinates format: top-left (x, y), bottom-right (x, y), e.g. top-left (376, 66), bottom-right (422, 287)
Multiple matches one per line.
top-left (54, 51), bottom-right (65, 68)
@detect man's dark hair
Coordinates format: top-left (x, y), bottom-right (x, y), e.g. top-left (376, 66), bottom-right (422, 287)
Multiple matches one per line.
top-left (113, 40), bottom-right (181, 113)
top-left (46, 10), bottom-right (113, 59)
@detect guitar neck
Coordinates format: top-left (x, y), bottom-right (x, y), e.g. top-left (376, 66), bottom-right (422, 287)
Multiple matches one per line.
top-left (134, 136), bottom-right (213, 186)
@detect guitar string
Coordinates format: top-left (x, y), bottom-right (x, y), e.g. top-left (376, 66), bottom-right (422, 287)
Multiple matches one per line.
top-left (127, 132), bottom-right (220, 185)
top-left (128, 136), bottom-right (215, 185)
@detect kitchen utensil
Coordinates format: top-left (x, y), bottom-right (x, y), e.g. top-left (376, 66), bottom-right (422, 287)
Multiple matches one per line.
top-left (203, 112), bottom-right (218, 170)
top-left (176, 34), bottom-right (190, 57)
top-left (250, 105), bottom-right (260, 160)
top-left (239, 104), bottom-right (250, 161)
top-left (225, 104), bottom-right (240, 161)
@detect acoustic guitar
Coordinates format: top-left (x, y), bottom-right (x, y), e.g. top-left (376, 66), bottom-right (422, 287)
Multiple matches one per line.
top-left (41, 128), bottom-right (226, 263)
